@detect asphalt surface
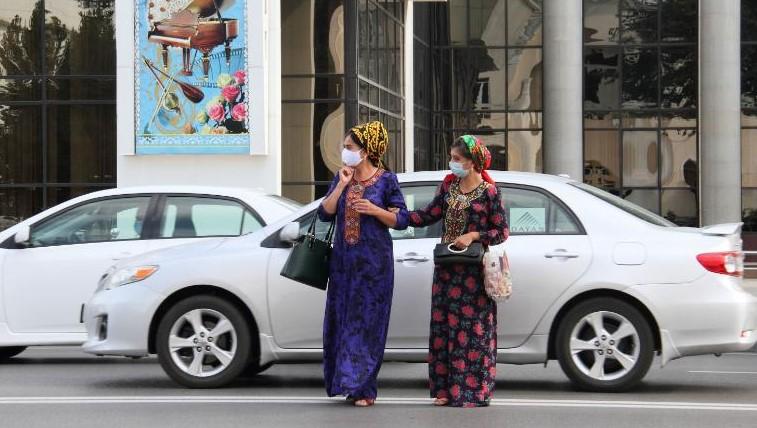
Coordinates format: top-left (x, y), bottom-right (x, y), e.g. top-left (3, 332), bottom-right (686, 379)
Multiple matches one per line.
top-left (1, 347), bottom-right (756, 428)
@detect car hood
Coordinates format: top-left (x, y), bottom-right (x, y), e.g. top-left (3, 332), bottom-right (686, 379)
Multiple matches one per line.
top-left (113, 237), bottom-right (230, 270)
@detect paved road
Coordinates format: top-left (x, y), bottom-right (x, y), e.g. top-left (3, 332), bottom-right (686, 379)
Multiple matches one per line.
top-left (1, 348), bottom-right (756, 428)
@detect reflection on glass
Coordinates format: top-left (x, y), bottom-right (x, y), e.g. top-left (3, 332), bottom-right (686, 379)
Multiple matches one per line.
top-left (470, 0), bottom-right (505, 46)
top-left (0, 105), bottom-right (42, 184)
top-left (742, 129), bottom-right (757, 187)
top-left (508, 0), bottom-right (542, 46)
top-left (661, 129), bottom-right (697, 188)
top-left (507, 48), bottom-right (541, 109)
top-left (622, 47), bottom-right (658, 108)
top-left (473, 112), bottom-right (507, 130)
top-left (743, 189), bottom-right (757, 232)
top-left (622, 111), bottom-right (658, 128)
top-left (46, 187), bottom-right (104, 208)
top-left (622, 130), bottom-right (658, 187)
top-left (46, 78), bottom-right (115, 100)
top-left (0, 0), bottom-right (41, 75)
top-left (620, 0), bottom-right (657, 44)
top-left (661, 47), bottom-right (697, 109)
top-left (453, 48), bottom-right (505, 110)
top-left (744, 0), bottom-right (757, 42)
top-left (584, 0), bottom-right (620, 45)
top-left (0, 78), bottom-right (40, 101)
top-left (661, 0), bottom-right (697, 42)
top-left (0, 188), bottom-right (43, 231)
top-left (742, 111), bottom-right (757, 127)
top-left (46, 105), bottom-right (116, 184)
top-left (584, 130), bottom-right (620, 190)
top-left (584, 111), bottom-right (620, 128)
top-left (584, 48), bottom-right (620, 109)
top-left (45, 0), bottom-right (115, 75)
top-left (507, 130), bottom-right (542, 172)
top-left (662, 189), bottom-right (697, 226)
top-left (507, 112), bottom-right (542, 129)
top-left (449, 0), bottom-right (468, 45)
top-left (742, 45), bottom-right (757, 109)
top-left (469, 132), bottom-right (506, 169)
top-left (623, 189), bottom-right (659, 214)
top-left (660, 111), bottom-right (696, 127)
top-left (282, 77), bottom-right (344, 101)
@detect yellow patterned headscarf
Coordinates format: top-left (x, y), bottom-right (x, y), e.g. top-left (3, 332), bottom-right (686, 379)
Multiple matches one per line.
top-left (350, 121), bottom-right (389, 168)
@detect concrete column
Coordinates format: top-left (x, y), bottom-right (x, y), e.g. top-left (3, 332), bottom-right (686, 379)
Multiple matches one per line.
top-left (404, 0), bottom-right (415, 172)
top-left (542, 0), bottom-right (583, 179)
top-left (700, 0), bottom-right (742, 226)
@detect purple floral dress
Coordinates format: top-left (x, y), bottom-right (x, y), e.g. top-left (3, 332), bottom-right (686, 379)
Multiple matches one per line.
top-left (317, 170), bottom-right (409, 399)
top-left (408, 178), bottom-right (509, 407)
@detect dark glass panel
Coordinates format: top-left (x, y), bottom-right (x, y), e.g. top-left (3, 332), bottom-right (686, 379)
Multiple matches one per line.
top-left (0, 0), bottom-right (42, 76)
top-left (661, 47), bottom-right (697, 109)
top-left (743, 0), bottom-right (757, 42)
top-left (622, 47), bottom-right (658, 108)
top-left (584, 47), bottom-right (620, 110)
top-left (451, 47), bottom-right (506, 111)
top-left (0, 187), bottom-right (43, 231)
top-left (660, 128), bottom-right (697, 188)
top-left (507, 130), bottom-right (542, 172)
top-left (662, 189), bottom-right (697, 226)
top-left (469, 0), bottom-right (505, 47)
top-left (0, 105), bottom-right (42, 184)
top-left (46, 186), bottom-right (108, 208)
top-left (584, 0), bottom-right (620, 45)
top-left (661, 0), bottom-right (697, 42)
top-left (622, 130), bottom-right (658, 187)
top-left (508, 0), bottom-right (542, 46)
top-left (742, 45), bottom-right (757, 109)
top-left (743, 189), bottom-right (757, 232)
top-left (0, 78), bottom-right (41, 101)
top-left (46, 104), bottom-right (116, 184)
top-left (449, 0), bottom-right (468, 46)
top-left (620, 0), bottom-right (658, 44)
top-left (46, 78), bottom-right (116, 100)
top-left (623, 188), bottom-right (659, 214)
top-left (46, 1), bottom-right (115, 75)
top-left (743, 129), bottom-right (757, 188)
top-left (584, 130), bottom-right (621, 190)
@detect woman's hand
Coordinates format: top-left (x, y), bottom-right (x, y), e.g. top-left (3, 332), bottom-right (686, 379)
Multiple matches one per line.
top-left (351, 199), bottom-right (381, 216)
top-left (452, 232), bottom-right (477, 249)
top-left (338, 167), bottom-right (354, 188)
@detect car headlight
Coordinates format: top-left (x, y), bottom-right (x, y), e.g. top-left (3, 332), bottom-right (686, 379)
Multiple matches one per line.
top-left (102, 265), bottom-right (159, 291)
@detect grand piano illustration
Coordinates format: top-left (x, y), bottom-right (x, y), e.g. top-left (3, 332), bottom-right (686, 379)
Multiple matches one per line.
top-left (147, 0), bottom-right (238, 80)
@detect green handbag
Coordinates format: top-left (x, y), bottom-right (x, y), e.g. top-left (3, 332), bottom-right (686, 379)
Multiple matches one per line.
top-left (280, 214), bottom-right (335, 290)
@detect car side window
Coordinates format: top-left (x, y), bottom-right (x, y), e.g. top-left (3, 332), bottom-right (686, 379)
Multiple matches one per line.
top-left (160, 197), bottom-right (260, 238)
top-left (29, 197), bottom-right (152, 247)
top-left (499, 186), bottom-right (581, 235)
top-left (390, 185), bottom-right (443, 240)
top-left (297, 210), bottom-right (333, 239)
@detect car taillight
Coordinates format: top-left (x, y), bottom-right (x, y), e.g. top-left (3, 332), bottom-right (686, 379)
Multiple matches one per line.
top-left (696, 252), bottom-right (744, 277)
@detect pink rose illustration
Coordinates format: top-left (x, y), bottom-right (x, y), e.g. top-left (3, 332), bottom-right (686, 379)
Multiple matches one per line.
top-left (206, 103), bottom-right (225, 122)
top-left (231, 103), bottom-right (247, 121)
top-left (234, 70), bottom-right (247, 85)
top-left (222, 85), bottom-right (241, 102)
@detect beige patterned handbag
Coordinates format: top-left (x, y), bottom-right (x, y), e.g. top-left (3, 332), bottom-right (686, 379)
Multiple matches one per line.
top-left (483, 244), bottom-right (513, 302)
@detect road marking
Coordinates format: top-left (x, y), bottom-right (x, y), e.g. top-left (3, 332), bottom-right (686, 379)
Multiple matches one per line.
top-left (688, 370), bottom-right (757, 374)
top-left (1, 396), bottom-right (757, 411)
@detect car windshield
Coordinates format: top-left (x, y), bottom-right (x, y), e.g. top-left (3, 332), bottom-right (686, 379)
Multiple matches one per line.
top-left (570, 183), bottom-right (676, 227)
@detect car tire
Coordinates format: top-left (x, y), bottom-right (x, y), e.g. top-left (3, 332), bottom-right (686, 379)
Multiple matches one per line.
top-left (555, 297), bottom-right (654, 392)
top-left (156, 295), bottom-right (252, 388)
top-left (0, 346), bottom-right (27, 361)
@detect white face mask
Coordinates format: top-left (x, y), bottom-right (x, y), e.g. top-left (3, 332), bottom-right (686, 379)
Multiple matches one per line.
top-left (342, 148), bottom-right (364, 167)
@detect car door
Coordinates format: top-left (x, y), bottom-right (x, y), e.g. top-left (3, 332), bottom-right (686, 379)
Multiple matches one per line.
top-left (146, 195), bottom-right (265, 253)
top-left (497, 184), bottom-right (592, 348)
top-left (1, 196), bottom-right (155, 334)
top-left (386, 183), bottom-right (442, 348)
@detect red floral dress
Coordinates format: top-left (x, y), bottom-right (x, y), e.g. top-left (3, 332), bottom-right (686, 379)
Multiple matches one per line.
top-left (408, 178), bottom-right (509, 407)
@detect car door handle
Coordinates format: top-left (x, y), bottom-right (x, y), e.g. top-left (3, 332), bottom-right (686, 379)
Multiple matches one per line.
top-left (396, 255), bottom-right (430, 263)
top-left (544, 250), bottom-right (580, 259)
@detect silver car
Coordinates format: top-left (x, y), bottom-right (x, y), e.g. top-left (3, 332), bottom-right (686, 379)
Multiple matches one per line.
top-left (82, 171), bottom-right (757, 392)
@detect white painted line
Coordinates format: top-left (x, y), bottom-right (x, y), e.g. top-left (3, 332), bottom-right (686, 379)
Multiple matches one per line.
top-left (688, 370), bottom-right (757, 374)
top-left (0, 396), bottom-right (757, 411)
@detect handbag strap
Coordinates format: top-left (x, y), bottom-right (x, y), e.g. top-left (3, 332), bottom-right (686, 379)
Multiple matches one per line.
top-left (306, 212), bottom-right (336, 245)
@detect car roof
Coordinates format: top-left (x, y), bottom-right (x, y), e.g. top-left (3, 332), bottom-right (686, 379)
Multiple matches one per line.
top-left (396, 170), bottom-right (576, 185)
top-left (76, 185), bottom-right (269, 201)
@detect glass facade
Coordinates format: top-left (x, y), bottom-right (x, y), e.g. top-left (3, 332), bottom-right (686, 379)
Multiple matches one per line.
top-left (742, 0), bottom-right (757, 234)
top-left (583, 0), bottom-right (698, 227)
top-left (413, 0), bottom-right (544, 172)
top-left (0, 0), bottom-right (116, 230)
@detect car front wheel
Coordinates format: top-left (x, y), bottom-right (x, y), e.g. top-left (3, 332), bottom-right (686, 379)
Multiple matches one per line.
top-left (0, 346), bottom-right (27, 361)
top-left (156, 295), bottom-right (252, 388)
top-left (555, 297), bottom-right (655, 392)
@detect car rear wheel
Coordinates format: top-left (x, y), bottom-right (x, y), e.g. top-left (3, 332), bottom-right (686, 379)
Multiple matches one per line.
top-left (156, 295), bottom-right (252, 388)
top-left (0, 346), bottom-right (27, 361)
top-left (555, 298), bottom-right (654, 392)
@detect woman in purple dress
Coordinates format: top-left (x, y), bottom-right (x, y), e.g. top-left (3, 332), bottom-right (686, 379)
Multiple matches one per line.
top-left (408, 135), bottom-right (509, 408)
top-left (317, 121), bottom-right (408, 407)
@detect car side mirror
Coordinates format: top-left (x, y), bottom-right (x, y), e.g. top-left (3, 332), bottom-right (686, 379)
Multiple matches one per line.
top-left (279, 222), bottom-right (301, 243)
top-left (14, 225), bottom-right (30, 246)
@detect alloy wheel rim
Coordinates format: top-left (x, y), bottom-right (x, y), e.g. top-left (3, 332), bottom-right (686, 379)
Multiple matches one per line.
top-left (168, 308), bottom-right (237, 378)
top-left (569, 311), bottom-right (640, 381)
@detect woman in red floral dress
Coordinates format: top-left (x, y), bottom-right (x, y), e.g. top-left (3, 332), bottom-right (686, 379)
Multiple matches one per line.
top-left (407, 135), bottom-right (509, 408)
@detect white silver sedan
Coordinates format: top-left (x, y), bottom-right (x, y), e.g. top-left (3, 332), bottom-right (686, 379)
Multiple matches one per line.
top-left (82, 172), bottom-right (757, 392)
top-left (0, 186), bottom-right (299, 361)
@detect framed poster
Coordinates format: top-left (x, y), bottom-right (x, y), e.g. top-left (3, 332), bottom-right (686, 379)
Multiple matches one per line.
top-left (134, 0), bottom-right (250, 154)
